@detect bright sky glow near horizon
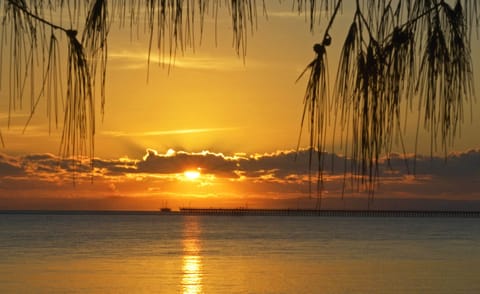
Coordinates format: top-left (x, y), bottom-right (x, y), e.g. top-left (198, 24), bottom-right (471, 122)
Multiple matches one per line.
top-left (1, 1), bottom-right (480, 210)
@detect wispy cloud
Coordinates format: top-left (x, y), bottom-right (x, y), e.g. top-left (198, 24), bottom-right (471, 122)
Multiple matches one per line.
top-left (101, 127), bottom-right (239, 137)
top-left (108, 50), bottom-right (247, 71)
top-left (267, 11), bottom-right (302, 18)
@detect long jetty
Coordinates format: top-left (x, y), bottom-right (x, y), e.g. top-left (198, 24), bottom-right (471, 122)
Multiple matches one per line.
top-left (178, 208), bottom-right (480, 217)
top-left (2, 209), bottom-right (479, 217)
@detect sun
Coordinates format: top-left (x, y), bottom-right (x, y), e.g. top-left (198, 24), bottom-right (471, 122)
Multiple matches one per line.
top-left (184, 169), bottom-right (201, 180)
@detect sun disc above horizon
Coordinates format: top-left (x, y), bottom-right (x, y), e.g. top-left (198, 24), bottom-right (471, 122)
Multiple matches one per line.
top-left (184, 169), bottom-right (201, 180)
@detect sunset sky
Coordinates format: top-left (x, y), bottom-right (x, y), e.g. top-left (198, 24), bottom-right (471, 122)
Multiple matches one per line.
top-left (1, 1), bottom-right (479, 210)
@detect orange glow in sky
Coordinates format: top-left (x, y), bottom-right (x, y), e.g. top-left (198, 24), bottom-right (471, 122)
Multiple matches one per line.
top-left (0, 2), bottom-right (479, 211)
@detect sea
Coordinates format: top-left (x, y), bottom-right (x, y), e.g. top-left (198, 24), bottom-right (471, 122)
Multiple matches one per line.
top-left (1, 212), bottom-right (479, 293)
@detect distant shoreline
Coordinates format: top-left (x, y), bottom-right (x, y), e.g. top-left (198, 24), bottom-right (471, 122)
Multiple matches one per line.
top-left (1, 209), bottom-right (480, 217)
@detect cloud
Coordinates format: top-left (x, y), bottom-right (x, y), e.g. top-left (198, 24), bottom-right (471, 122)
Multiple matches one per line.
top-left (101, 127), bottom-right (238, 138)
top-left (1, 148), bottom-right (479, 208)
top-left (109, 51), bottom-right (247, 71)
top-left (137, 148), bottom-right (241, 177)
top-left (0, 153), bottom-right (24, 176)
top-left (267, 11), bottom-right (302, 19)
top-left (2, 148), bottom-right (480, 182)
top-left (397, 150), bottom-right (480, 178)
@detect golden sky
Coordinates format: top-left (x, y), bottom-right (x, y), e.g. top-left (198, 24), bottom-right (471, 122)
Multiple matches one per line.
top-left (1, 1), bottom-right (480, 210)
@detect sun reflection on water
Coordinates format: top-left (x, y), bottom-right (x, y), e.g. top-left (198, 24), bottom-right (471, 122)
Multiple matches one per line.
top-left (182, 217), bottom-right (203, 294)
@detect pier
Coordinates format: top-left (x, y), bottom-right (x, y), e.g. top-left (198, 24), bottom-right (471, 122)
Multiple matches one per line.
top-left (2, 209), bottom-right (480, 217)
top-left (178, 208), bottom-right (480, 217)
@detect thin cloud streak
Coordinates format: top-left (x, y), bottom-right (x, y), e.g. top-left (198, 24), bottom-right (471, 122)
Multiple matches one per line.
top-left (108, 51), bottom-right (248, 71)
top-left (101, 127), bottom-right (239, 137)
top-left (267, 11), bottom-right (302, 18)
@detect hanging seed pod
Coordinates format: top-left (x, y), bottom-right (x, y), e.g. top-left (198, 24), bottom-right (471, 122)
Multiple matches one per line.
top-left (323, 34), bottom-right (332, 46)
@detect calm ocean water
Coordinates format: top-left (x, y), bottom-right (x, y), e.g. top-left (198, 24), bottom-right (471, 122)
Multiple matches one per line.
top-left (1, 213), bottom-right (479, 293)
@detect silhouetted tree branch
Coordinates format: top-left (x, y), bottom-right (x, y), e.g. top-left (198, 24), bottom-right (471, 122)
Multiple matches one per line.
top-left (297, 0), bottom-right (478, 205)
